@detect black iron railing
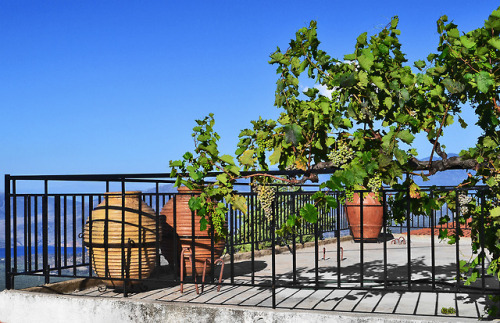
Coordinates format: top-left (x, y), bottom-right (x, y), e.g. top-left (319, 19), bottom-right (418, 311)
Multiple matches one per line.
top-left (3, 173), bottom-right (499, 308)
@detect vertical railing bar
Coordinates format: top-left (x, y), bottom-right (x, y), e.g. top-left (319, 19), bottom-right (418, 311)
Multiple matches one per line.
top-left (72, 195), bottom-right (77, 276)
top-left (292, 193), bottom-right (297, 285)
top-left (24, 196), bottom-right (28, 273)
top-left (430, 190), bottom-right (436, 291)
top-left (12, 180), bottom-right (17, 276)
top-left (191, 193), bottom-right (196, 282)
top-left (271, 197), bottom-right (276, 309)
top-left (360, 191), bottom-right (364, 288)
top-left (406, 184), bottom-right (412, 291)
top-left (173, 194), bottom-right (178, 282)
top-left (314, 204), bottom-right (319, 287)
top-left (155, 182), bottom-right (161, 269)
top-left (138, 192), bottom-right (143, 281)
top-left (336, 192), bottom-right (341, 289)
top-left (81, 195), bottom-right (86, 265)
top-left (34, 195), bottom-right (39, 272)
top-left (230, 205), bottom-right (235, 285)
top-left (251, 191), bottom-right (255, 285)
top-left (43, 180), bottom-right (49, 284)
top-left (121, 181), bottom-right (128, 297)
top-left (64, 195), bottom-right (68, 268)
top-left (5, 175), bottom-right (12, 289)
top-left (55, 195), bottom-right (61, 275)
top-left (105, 182), bottom-right (110, 281)
top-left (299, 193), bottom-right (304, 244)
top-left (210, 200), bottom-right (215, 284)
top-left (455, 191), bottom-right (461, 292)
top-left (88, 194), bottom-right (94, 278)
top-left (480, 191), bottom-right (486, 292)
top-left (27, 195), bottom-right (32, 272)
top-left (383, 190), bottom-right (388, 289)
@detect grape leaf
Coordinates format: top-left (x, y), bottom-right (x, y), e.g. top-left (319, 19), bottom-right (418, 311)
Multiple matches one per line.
top-left (300, 203), bottom-right (318, 223)
top-left (358, 49), bottom-right (374, 71)
top-left (475, 71), bottom-right (494, 93)
top-left (284, 124), bottom-right (303, 145)
top-left (239, 150), bottom-right (255, 166)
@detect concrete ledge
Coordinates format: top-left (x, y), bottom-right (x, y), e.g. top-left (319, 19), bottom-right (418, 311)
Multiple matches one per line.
top-left (0, 290), bottom-right (476, 323)
top-left (21, 278), bottom-right (102, 294)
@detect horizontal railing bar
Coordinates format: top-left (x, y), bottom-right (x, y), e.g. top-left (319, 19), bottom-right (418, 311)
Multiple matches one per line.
top-left (12, 264), bottom-right (90, 275)
top-left (7, 168), bottom-right (340, 181)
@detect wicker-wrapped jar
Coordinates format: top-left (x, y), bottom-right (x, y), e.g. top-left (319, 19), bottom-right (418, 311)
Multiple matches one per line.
top-left (84, 191), bottom-right (161, 287)
top-left (160, 186), bottom-right (225, 276)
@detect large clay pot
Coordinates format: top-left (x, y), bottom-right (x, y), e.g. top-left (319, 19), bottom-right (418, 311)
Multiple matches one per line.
top-left (345, 192), bottom-right (383, 242)
top-left (84, 191), bottom-right (161, 287)
top-left (160, 186), bottom-right (225, 277)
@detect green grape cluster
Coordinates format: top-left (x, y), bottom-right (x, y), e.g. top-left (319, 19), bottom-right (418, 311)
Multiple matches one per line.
top-left (256, 184), bottom-right (276, 220)
top-left (367, 174), bottom-right (382, 193)
top-left (458, 193), bottom-right (472, 215)
top-left (257, 138), bottom-right (274, 149)
top-left (345, 190), bottom-right (354, 203)
top-left (495, 173), bottom-right (500, 186)
top-left (327, 140), bottom-right (355, 167)
top-left (212, 215), bottom-right (223, 238)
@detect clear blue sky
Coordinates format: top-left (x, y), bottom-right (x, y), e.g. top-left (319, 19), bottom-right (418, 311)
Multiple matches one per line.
top-left (1, 1), bottom-right (498, 188)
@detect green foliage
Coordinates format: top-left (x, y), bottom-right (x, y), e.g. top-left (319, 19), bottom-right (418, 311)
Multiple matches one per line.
top-left (169, 114), bottom-right (246, 241)
top-left (172, 8), bottom-right (500, 309)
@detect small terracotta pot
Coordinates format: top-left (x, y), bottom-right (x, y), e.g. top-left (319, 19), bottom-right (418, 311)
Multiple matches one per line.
top-left (84, 191), bottom-right (161, 288)
top-left (160, 186), bottom-right (225, 276)
top-left (345, 192), bottom-right (383, 242)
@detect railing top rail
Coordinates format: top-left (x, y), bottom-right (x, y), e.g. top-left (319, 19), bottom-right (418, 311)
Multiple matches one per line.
top-left (5, 168), bottom-right (339, 182)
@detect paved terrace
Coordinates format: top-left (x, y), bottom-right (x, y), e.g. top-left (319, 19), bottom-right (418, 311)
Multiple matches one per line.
top-left (1, 235), bottom-right (497, 322)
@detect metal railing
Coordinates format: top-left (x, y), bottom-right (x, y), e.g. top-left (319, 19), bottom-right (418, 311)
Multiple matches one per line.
top-left (3, 173), bottom-right (499, 308)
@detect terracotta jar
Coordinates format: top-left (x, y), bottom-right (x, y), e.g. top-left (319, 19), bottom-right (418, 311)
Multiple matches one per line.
top-left (160, 186), bottom-right (225, 276)
top-left (345, 192), bottom-right (383, 242)
top-left (84, 191), bottom-right (161, 287)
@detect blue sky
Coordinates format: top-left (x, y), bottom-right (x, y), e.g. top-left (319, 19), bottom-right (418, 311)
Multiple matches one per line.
top-left (1, 1), bottom-right (498, 190)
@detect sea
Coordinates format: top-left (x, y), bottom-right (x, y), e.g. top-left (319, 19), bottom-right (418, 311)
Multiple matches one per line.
top-left (0, 247), bottom-right (85, 291)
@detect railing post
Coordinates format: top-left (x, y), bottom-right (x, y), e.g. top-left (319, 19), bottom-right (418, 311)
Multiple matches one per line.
top-left (5, 175), bottom-right (12, 289)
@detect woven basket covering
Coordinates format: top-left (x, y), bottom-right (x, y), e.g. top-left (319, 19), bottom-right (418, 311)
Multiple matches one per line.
top-left (84, 191), bottom-right (161, 287)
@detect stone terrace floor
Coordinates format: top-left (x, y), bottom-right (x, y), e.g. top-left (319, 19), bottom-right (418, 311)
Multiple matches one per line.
top-left (69, 235), bottom-right (498, 321)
